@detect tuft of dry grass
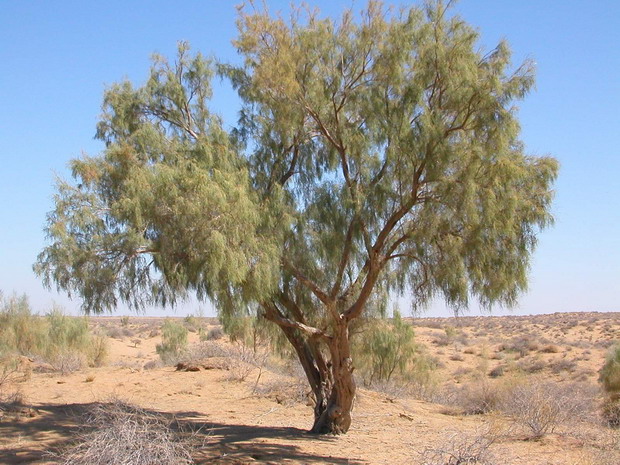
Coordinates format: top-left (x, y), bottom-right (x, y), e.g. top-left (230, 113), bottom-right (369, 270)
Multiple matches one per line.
top-left (418, 423), bottom-right (505, 465)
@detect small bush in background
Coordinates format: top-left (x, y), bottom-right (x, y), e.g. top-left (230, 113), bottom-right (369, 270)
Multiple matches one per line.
top-left (156, 320), bottom-right (188, 364)
top-left (202, 326), bottom-right (224, 341)
top-left (183, 315), bottom-right (202, 333)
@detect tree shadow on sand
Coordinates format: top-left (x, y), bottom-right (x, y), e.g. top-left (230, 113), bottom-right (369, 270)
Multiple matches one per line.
top-left (0, 402), bottom-right (362, 464)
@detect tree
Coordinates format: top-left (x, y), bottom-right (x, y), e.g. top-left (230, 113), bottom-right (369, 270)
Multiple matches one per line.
top-left (35, 1), bottom-right (558, 434)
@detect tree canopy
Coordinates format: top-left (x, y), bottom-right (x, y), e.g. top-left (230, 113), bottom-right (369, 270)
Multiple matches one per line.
top-left (35, 1), bottom-right (558, 434)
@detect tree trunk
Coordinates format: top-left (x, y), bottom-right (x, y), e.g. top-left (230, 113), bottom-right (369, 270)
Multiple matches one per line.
top-left (310, 321), bottom-right (356, 435)
top-left (270, 315), bottom-right (356, 434)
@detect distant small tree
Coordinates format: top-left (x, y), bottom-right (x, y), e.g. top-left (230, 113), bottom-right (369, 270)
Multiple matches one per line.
top-left (35, 1), bottom-right (557, 434)
top-left (355, 310), bottom-right (418, 386)
top-left (156, 320), bottom-right (188, 364)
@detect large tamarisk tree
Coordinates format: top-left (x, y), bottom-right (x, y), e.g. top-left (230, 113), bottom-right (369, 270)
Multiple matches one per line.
top-left (35, 2), bottom-right (558, 434)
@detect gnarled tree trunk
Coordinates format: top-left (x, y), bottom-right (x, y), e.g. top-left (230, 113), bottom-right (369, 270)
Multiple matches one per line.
top-left (310, 324), bottom-right (356, 434)
top-left (274, 316), bottom-right (356, 434)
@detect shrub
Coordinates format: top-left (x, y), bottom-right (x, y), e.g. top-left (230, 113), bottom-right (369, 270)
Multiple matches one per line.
top-left (58, 399), bottom-right (194, 465)
top-left (499, 381), bottom-right (581, 438)
top-left (0, 294), bottom-right (47, 357)
top-left (455, 380), bottom-right (504, 415)
top-left (183, 315), bottom-right (201, 333)
top-left (156, 320), bottom-right (188, 364)
top-left (353, 310), bottom-right (419, 386)
top-left (498, 336), bottom-right (538, 357)
top-left (602, 397), bottom-right (620, 427)
top-left (516, 358), bottom-right (546, 374)
top-left (0, 356), bottom-right (22, 409)
top-left (46, 309), bottom-right (92, 372)
top-left (0, 294), bottom-right (107, 372)
top-left (540, 344), bottom-right (560, 354)
top-left (418, 424), bottom-right (501, 465)
top-left (600, 343), bottom-right (620, 394)
top-left (549, 358), bottom-right (577, 374)
top-left (203, 326), bottom-right (224, 341)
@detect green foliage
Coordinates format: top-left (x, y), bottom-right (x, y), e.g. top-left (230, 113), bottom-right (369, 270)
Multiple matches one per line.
top-left (46, 309), bottom-right (89, 353)
top-left (156, 320), bottom-right (188, 364)
top-left (354, 310), bottom-right (424, 385)
top-left (36, 1), bottom-right (557, 323)
top-left (0, 293), bottom-right (107, 371)
top-left (600, 343), bottom-right (620, 394)
top-left (600, 343), bottom-right (620, 427)
top-left (34, 42), bottom-right (283, 314)
top-left (0, 293), bottom-right (47, 358)
top-left (222, 314), bottom-right (292, 359)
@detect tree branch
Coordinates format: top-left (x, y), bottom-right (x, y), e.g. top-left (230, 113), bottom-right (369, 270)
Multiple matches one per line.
top-left (330, 218), bottom-right (355, 299)
top-left (282, 258), bottom-right (332, 306)
top-left (263, 302), bottom-right (330, 340)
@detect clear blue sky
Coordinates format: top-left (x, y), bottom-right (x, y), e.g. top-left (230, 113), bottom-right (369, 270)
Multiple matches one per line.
top-left (1, 1), bottom-right (618, 317)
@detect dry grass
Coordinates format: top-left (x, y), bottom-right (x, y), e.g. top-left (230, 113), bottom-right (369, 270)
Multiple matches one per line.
top-left (418, 423), bottom-right (506, 465)
top-left (56, 398), bottom-right (197, 465)
top-left (499, 381), bottom-right (590, 438)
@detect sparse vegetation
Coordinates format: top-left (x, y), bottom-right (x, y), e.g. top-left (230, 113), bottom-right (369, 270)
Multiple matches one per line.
top-left (419, 424), bottom-right (502, 465)
top-left (1, 308), bottom-right (619, 463)
top-left (0, 293), bottom-right (107, 373)
top-left (57, 399), bottom-right (195, 465)
top-left (499, 381), bottom-right (583, 439)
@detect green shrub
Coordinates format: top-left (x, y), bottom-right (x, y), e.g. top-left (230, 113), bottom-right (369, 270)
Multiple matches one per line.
top-left (156, 320), bottom-right (188, 364)
top-left (0, 293), bottom-right (107, 373)
top-left (354, 310), bottom-right (421, 386)
top-left (183, 315), bottom-right (201, 333)
top-left (599, 343), bottom-right (620, 427)
top-left (600, 343), bottom-right (620, 394)
top-left (0, 294), bottom-right (47, 357)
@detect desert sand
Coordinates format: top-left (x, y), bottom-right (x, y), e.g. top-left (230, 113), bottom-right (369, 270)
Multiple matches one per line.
top-left (2, 312), bottom-right (619, 464)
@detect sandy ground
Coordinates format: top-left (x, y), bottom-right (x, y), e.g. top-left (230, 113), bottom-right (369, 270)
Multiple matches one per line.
top-left (1, 312), bottom-right (618, 465)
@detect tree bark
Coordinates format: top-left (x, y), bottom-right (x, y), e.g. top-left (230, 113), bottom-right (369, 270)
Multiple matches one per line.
top-left (310, 320), bottom-right (356, 434)
top-left (269, 315), bottom-right (356, 434)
